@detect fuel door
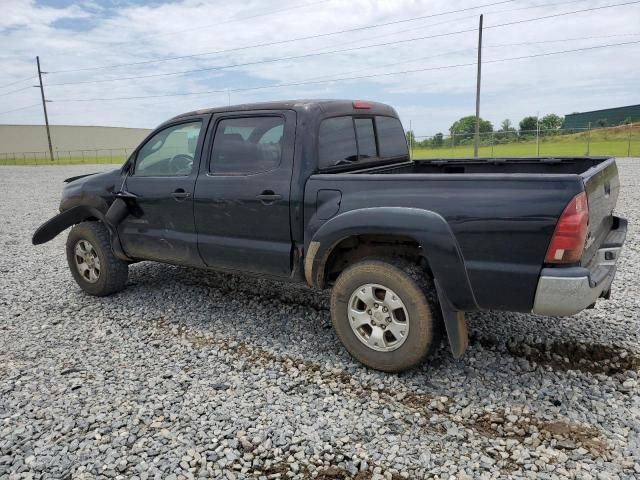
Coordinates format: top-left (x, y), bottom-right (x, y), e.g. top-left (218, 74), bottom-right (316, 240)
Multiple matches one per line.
top-left (316, 189), bottom-right (342, 220)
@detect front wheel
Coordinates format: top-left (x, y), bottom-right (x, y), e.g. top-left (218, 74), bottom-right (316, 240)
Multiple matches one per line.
top-left (330, 259), bottom-right (442, 372)
top-left (66, 221), bottom-right (129, 296)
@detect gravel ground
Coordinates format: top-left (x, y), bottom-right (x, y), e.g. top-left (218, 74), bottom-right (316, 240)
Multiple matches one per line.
top-left (1, 159), bottom-right (639, 480)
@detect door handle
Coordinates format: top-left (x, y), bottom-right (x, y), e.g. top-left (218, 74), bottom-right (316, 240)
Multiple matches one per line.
top-left (256, 190), bottom-right (282, 205)
top-left (171, 189), bottom-right (192, 201)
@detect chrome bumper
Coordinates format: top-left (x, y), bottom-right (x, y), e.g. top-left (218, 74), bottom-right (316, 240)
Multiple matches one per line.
top-left (532, 217), bottom-right (627, 316)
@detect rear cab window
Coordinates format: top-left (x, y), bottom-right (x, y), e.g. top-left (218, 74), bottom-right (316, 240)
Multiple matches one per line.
top-left (318, 115), bottom-right (408, 170)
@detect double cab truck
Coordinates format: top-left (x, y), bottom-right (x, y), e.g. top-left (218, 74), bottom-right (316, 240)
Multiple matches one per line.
top-left (33, 100), bottom-right (627, 372)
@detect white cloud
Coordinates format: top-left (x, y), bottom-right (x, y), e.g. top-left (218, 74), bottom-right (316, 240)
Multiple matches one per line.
top-left (0, 0), bottom-right (638, 135)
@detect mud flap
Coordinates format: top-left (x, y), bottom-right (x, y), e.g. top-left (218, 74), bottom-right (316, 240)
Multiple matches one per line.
top-left (434, 279), bottom-right (469, 359)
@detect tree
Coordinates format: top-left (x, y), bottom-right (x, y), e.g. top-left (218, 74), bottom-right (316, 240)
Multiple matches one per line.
top-left (405, 130), bottom-right (416, 147)
top-left (449, 115), bottom-right (493, 141)
top-left (433, 132), bottom-right (444, 146)
top-left (519, 116), bottom-right (538, 134)
top-left (540, 114), bottom-right (563, 131)
top-left (500, 119), bottom-right (514, 132)
top-left (595, 118), bottom-right (608, 128)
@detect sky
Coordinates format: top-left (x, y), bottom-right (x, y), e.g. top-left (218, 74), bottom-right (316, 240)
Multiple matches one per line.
top-left (0, 0), bottom-right (638, 135)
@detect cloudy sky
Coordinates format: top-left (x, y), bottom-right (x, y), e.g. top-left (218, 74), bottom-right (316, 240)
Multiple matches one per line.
top-left (0, 0), bottom-right (638, 135)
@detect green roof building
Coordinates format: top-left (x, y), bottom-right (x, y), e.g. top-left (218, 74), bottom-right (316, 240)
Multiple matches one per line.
top-left (563, 104), bottom-right (640, 129)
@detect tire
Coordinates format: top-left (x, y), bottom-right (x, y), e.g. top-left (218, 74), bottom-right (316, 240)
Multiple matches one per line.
top-left (330, 259), bottom-right (442, 372)
top-left (66, 221), bottom-right (129, 296)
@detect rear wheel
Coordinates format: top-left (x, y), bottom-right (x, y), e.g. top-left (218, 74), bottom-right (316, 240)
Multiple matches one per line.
top-left (330, 259), bottom-right (441, 372)
top-left (66, 221), bottom-right (128, 296)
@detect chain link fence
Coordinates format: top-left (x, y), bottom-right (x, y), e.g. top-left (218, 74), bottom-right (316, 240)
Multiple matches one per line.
top-left (410, 124), bottom-right (640, 159)
top-left (1, 124), bottom-right (639, 165)
top-left (0, 147), bottom-right (134, 166)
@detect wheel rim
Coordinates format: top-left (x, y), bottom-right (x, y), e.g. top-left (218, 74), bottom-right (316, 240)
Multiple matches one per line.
top-left (73, 239), bottom-right (101, 284)
top-left (347, 283), bottom-right (410, 352)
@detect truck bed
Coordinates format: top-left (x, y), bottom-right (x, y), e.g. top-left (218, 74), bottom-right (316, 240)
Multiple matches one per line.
top-left (305, 156), bottom-right (620, 313)
top-left (357, 156), bottom-right (612, 176)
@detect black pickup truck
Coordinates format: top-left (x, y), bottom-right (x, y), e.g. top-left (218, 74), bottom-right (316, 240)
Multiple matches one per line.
top-left (33, 100), bottom-right (627, 372)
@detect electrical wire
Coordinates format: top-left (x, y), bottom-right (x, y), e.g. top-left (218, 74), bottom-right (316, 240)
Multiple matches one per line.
top-left (0, 85), bottom-right (36, 97)
top-left (44, 1), bottom-right (640, 87)
top-left (51, 40), bottom-right (640, 103)
top-left (0, 76), bottom-right (37, 90)
top-left (0, 103), bottom-right (42, 115)
top-left (110, 0), bottom-right (333, 43)
top-left (46, 0), bottom-right (518, 74)
top-left (45, 29), bottom-right (640, 88)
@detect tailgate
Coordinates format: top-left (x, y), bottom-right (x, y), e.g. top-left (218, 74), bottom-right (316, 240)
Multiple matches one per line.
top-left (581, 157), bottom-right (620, 266)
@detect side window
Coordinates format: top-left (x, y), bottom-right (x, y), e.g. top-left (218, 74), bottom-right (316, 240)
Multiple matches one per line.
top-left (376, 116), bottom-right (409, 158)
top-left (354, 118), bottom-right (377, 159)
top-left (135, 121), bottom-right (202, 177)
top-left (318, 116), bottom-right (358, 169)
top-left (210, 116), bottom-right (284, 175)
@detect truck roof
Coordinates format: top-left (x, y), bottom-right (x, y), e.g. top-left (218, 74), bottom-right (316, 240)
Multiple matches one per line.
top-left (170, 99), bottom-right (399, 121)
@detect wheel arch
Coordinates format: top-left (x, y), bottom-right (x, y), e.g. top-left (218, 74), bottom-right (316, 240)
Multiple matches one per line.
top-left (305, 207), bottom-right (478, 312)
top-left (32, 203), bottom-right (133, 262)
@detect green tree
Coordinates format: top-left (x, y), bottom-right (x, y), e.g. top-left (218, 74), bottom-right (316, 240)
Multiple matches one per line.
top-left (433, 132), bottom-right (444, 146)
top-left (449, 115), bottom-right (493, 141)
top-left (540, 114), bottom-right (563, 132)
top-left (595, 118), bottom-right (608, 128)
top-left (405, 130), bottom-right (416, 147)
top-left (500, 119), bottom-right (514, 132)
top-left (519, 116), bottom-right (538, 134)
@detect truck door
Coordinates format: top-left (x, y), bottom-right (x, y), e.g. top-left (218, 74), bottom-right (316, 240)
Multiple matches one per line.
top-left (118, 118), bottom-right (206, 265)
top-left (194, 110), bottom-right (295, 276)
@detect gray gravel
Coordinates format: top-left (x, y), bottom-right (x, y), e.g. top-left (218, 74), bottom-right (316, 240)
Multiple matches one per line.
top-left (1, 159), bottom-right (639, 479)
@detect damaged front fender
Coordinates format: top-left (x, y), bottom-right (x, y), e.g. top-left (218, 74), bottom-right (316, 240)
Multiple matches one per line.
top-left (32, 205), bottom-right (107, 245)
top-left (32, 199), bottom-right (133, 262)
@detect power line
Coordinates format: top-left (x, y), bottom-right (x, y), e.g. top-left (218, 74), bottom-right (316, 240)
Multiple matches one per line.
top-left (0, 103), bottom-right (42, 116)
top-left (0, 85), bottom-right (35, 96)
top-left (302, 0), bottom-right (591, 54)
top-left (0, 76), bottom-right (37, 90)
top-left (44, 1), bottom-right (640, 87)
top-left (51, 40), bottom-right (640, 103)
top-left (109, 0), bottom-right (333, 44)
top-left (46, 0), bottom-right (518, 74)
top-left (485, 32), bottom-right (640, 47)
top-left (47, 30), bottom-right (640, 88)
top-left (303, 32), bottom-right (640, 83)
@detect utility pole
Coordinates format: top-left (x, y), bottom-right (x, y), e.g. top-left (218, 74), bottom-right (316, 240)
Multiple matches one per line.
top-left (36, 56), bottom-right (54, 162)
top-left (473, 14), bottom-right (483, 158)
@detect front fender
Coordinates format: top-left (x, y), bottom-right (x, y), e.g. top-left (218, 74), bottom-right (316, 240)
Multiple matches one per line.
top-left (32, 205), bottom-right (107, 245)
top-left (32, 200), bottom-right (132, 262)
top-left (306, 207), bottom-right (478, 312)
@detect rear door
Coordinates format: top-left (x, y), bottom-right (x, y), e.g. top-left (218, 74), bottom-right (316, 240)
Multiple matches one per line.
top-left (194, 110), bottom-right (295, 276)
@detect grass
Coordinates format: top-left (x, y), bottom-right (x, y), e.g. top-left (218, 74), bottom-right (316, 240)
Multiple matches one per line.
top-left (0, 152), bottom-right (129, 166)
top-left (413, 125), bottom-right (640, 158)
top-left (1, 126), bottom-right (638, 165)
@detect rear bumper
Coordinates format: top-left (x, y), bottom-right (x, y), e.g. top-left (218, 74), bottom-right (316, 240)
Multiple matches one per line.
top-left (532, 216), bottom-right (627, 316)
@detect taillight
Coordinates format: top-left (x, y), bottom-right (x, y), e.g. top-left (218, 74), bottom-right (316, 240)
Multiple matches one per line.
top-left (545, 192), bottom-right (589, 264)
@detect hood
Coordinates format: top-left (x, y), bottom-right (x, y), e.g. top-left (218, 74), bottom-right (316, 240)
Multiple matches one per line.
top-left (64, 172), bottom-right (100, 183)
